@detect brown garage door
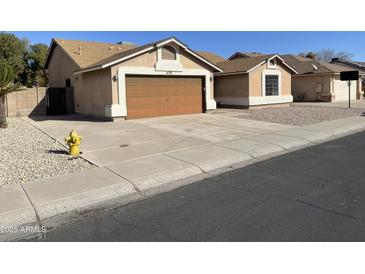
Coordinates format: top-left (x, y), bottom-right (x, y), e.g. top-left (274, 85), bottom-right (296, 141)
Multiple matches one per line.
top-left (126, 76), bottom-right (203, 119)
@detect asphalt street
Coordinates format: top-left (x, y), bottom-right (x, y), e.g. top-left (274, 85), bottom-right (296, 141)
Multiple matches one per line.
top-left (28, 130), bottom-right (365, 241)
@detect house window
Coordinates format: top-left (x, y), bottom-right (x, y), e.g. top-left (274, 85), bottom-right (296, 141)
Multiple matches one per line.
top-left (265, 75), bottom-right (279, 96)
top-left (65, 79), bottom-right (71, 87)
top-left (161, 46), bottom-right (176, 60)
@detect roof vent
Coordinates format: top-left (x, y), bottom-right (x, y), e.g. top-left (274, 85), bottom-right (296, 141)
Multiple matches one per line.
top-left (117, 41), bottom-right (135, 46)
top-left (312, 64), bottom-right (318, 71)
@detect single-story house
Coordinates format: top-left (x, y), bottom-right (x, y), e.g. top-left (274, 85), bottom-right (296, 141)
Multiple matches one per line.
top-left (281, 55), bottom-right (364, 102)
top-left (331, 58), bottom-right (365, 91)
top-left (214, 54), bottom-right (297, 108)
top-left (44, 37), bottom-right (222, 119)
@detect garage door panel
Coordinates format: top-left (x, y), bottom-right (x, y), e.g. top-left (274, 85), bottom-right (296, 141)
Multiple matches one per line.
top-left (126, 76), bottom-right (203, 119)
top-left (334, 80), bottom-right (356, 101)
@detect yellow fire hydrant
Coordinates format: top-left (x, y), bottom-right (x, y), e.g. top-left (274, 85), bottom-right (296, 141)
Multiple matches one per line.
top-left (65, 129), bottom-right (82, 156)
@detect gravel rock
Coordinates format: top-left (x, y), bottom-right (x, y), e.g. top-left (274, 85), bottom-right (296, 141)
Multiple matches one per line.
top-left (0, 118), bottom-right (94, 188)
top-left (218, 106), bottom-right (365, 126)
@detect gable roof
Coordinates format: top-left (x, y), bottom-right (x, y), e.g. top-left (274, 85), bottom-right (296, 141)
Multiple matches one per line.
top-left (228, 52), bottom-right (264, 60)
top-left (44, 38), bottom-right (137, 69)
top-left (216, 54), bottom-right (297, 75)
top-left (281, 54), bottom-right (364, 75)
top-left (71, 37), bottom-right (222, 74)
top-left (197, 51), bottom-right (226, 64)
top-left (331, 58), bottom-right (365, 71)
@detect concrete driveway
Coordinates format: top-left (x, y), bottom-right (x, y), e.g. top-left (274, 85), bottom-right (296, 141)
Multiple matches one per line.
top-left (25, 113), bottom-right (294, 169)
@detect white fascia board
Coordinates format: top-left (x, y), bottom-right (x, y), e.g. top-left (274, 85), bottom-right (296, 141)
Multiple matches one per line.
top-left (159, 38), bottom-right (223, 72)
top-left (73, 66), bottom-right (103, 75)
top-left (102, 46), bottom-right (155, 68)
top-left (74, 37), bottom-right (222, 75)
top-left (246, 55), bottom-right (298, 74)
top-left (214, 72), bottom-right (248, 76)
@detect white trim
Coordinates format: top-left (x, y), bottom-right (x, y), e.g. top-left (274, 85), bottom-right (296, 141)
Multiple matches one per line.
top-left (246, 61), bottom-right (266, 73)
top-left (155, 44), bottom-right (183, 72)
top-left (262, 69), bottom-right (282, 97)
top-left (246, 55), bottom-right (298, 74)
top-left (267, 58), bottom-right (277, 69)
top-left (111, 66), bottom-right (216, 117)
top-left (74, 37), bottom-right (223, 75)
top-left (216, 95), bottom-right (293, 106)
top-left (215, 72), bottom-right (248, 77)
top-left (105, 104), bottom-right (126, 117)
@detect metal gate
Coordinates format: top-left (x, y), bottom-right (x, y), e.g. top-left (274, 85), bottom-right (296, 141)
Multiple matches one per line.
top-left (46, 87), bottom-right (74, 115)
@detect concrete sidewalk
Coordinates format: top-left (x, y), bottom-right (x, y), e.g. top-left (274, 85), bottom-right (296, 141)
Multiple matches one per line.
top-left (2, 114), bottom-right (365, 241)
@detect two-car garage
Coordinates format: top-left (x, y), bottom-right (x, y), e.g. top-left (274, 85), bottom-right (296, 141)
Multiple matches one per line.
top-left (125, 76), bottom-right (205, 119)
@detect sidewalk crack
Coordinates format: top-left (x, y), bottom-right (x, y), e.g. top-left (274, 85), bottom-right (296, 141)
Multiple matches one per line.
top-left (103, 166), bottom-right (142, 195)
top-left (19, 183), bottom-right (46, 239)
top-left (165, 154), bottom-right (208, 175)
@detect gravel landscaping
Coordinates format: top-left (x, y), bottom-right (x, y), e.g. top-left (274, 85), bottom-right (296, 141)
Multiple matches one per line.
top-left (0, 118), bottom-right (94, 189)
top-left (216, 105), bottom-right (365, 126)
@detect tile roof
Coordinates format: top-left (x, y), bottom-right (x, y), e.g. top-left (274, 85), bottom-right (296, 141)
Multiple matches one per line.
top-left (216, 54), bottom-right (278, 73)
top-left (196, 51), bottom-right (226, 64)
top-left (49, 38), bottom-right (137, 69)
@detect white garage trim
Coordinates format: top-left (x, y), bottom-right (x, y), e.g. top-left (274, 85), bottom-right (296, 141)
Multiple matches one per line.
top-left (215, 95), bottom-right (293, 106)
top-left (106, 66), bottom-right (216, 117)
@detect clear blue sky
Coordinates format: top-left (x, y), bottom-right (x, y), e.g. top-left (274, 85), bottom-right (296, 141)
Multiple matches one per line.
top-left (9, 31), bottom-right (365, 60)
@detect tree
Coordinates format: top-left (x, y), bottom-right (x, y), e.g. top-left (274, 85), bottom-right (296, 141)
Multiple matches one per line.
top-left (299, 51), bottom-right (317, 60)
top-left (0, 65), bottom-right (24, 128)
top-left (299, 49), bottom-right (353, 62)
top-left (316, 49), bottom-right (336, 62)
top-left (25, 43), bottom-right (49, 86)
top-left (336, 51), bottom-right (353, 61)
top-left (0, 32), bottom-right (28, 81)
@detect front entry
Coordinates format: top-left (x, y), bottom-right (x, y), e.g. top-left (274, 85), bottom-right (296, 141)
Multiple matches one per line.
top-left (125, 76), bottom-right (203, 119)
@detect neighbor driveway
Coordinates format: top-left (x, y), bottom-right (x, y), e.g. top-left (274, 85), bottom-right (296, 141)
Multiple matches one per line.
top-left (292, 100), bottom-right (365, 109)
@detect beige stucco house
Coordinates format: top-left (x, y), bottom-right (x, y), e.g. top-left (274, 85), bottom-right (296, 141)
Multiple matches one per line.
top-left (281, 55), bottom-right (364, 102)
top-left (44, 37), bottom-right (222, 119)
top-left (214, 54), bottom-right (297, 108)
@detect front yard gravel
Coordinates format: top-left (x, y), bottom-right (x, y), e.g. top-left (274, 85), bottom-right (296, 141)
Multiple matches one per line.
top-left (217, 106), bottom-right (365, 126)
top-left (0, 118), bottom-right (93, 189)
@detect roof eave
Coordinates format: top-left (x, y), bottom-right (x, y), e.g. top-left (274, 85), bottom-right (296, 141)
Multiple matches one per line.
top-left (75, 37), bottom-right (223, 74)
top-left (214, 71), bottom-right (248, 76)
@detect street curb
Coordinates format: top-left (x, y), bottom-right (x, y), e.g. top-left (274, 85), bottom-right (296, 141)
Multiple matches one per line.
top-left (2, 119), bottom-right (365, 241)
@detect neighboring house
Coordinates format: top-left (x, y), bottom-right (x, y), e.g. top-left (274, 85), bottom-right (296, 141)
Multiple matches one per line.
top-left (214, 54), bottom-right (297, 108)
top-left (281, 55), bottom-right (364, 102)
top-left (228, 52), bottom-right (263, 59)
top-left (44, 37), bottom-right (222, 119)
top-left (331, 58), bottom-right (365, 92)
top-left (197, 52), bottom-right (226, 64)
